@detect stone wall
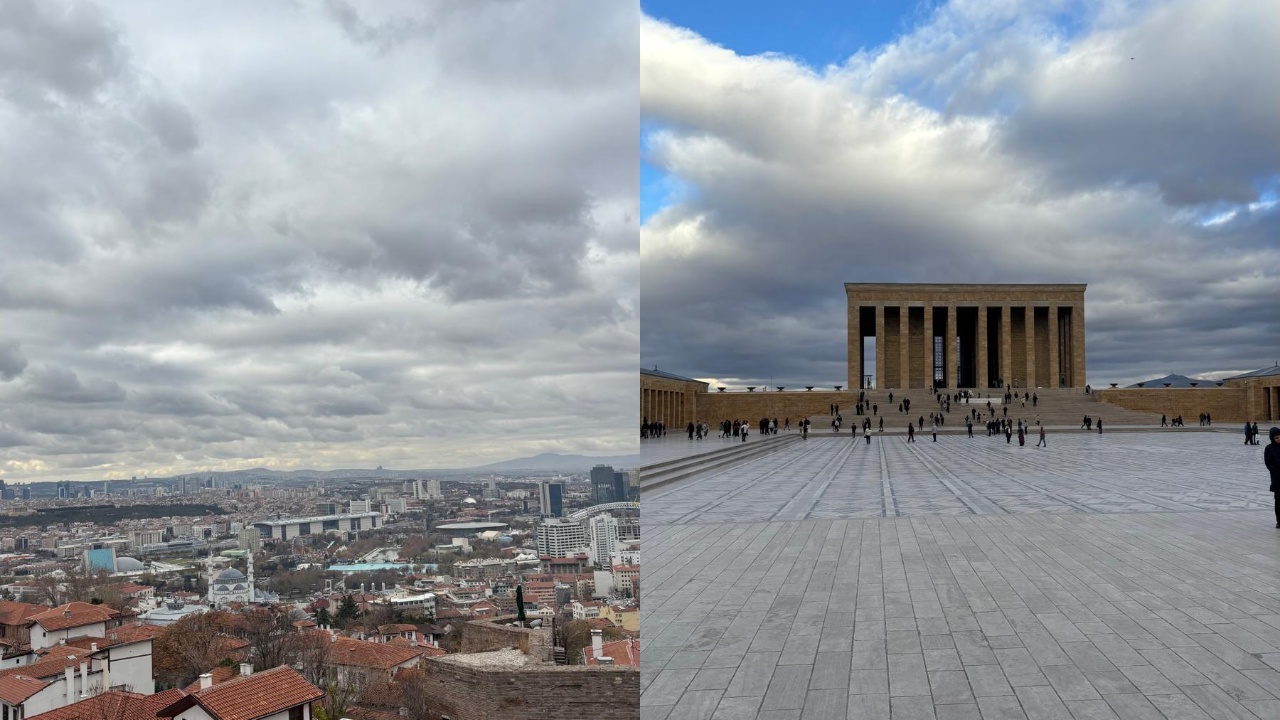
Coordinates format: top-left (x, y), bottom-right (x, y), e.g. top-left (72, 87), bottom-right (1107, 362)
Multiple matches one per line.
top-left (421, 654), bottom-right (639, 720)
top-left (1094, 388), bottom-right (1250, 423)
top-left (459, 617), bottom-right (553, 661)
top-left (697, 390), bottom-right (858, 422)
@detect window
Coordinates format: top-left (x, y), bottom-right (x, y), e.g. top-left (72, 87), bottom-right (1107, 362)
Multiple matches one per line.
top-left (289, 705), bottom-right (305, 720)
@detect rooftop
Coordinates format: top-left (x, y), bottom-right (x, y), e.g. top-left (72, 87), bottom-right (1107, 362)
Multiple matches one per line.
top-left (28, 602), bottom-right (119, 632)
top-left (641, 367), bottom-right (706, 383)
top-left (158, 665), bottom-right (323, 720)
top-left (253, 511), bottom-right (380, 527)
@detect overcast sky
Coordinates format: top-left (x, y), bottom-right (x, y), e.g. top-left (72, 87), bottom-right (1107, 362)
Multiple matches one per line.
top-left (0, 0), bottom-right (639, 483)
top-left (640, 0), bottom-right (1279, 390)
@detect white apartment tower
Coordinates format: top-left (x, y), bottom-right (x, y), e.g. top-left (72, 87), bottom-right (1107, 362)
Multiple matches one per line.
top-left (588, 513), bottom-right (620, 565)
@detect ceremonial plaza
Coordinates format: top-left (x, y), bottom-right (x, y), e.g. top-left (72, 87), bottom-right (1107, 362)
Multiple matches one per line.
top-left (640, 283), bottom-right (1280, 720)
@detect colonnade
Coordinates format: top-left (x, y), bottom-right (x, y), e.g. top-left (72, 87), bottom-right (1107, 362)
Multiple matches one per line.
top-left (848, 300), bottom-right (1085, 390)
top-left (641, 386), bottom-right (687, 426)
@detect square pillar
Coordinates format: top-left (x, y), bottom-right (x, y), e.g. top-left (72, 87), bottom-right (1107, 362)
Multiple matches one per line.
top-left (899, 304), bottom-right (911, 389)
top-left (1072, 302), bottom-right (1086, 388)
top-left (1025, 305), bottom-right (1036, 388)
top-left (976, 304), bottom-right (988, 389)
top-left (923, 304), bottom-right (934, 389)
top-left (875, 304), bottom-right (885, 389)
top-left (1047, 306), bottom-right (1060, 388)
top-left (999, 304), bottom-right (1012, 389)
top-left (945, 305), bottom-right (957, 388)
top-left (849, 303), bottom-right (862, 390)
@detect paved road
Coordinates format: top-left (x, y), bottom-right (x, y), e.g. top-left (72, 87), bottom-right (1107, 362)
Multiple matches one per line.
top-left (642, 433), bottom-right (1280, 719)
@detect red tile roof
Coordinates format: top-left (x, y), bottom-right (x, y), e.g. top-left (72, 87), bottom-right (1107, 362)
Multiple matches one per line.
top-left (158, 665), bottom-right (322, 720)
top-left (0, 600), bottom-right (46, 627)
top-left (183, 664), bottom-right (239, 693)
top-left (0, 673), bottom-right (49, 705)
top-left (330, 635), bottom-right (428, 670)
top-left (64, 623), bottom-right (161, 650)
top-left (586, 637), bottom-right (640, 667)
top-left (28, 603), bottom-right (119, 632)
top-left (25, 689), bottom-right (183, 720)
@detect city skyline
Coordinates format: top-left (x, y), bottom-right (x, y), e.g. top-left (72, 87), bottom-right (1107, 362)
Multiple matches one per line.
top-left (0, 0), bottom-right (640, 482)
top-left (640, 0), bottom-right (1279, 390)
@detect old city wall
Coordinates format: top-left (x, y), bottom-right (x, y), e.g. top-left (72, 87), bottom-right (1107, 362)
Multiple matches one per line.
top-left (1094, 388), bottom-right (1249, 423)
top-left (460, 617), bottom-right (552, 660)
top-left (421, 659), bottom-right (639, 720)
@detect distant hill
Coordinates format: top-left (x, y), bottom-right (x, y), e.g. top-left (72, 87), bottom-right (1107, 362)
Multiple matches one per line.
top-left (470, 453), bottom-right (640, 472)
top-left (1126, 373), bottom-right (1216, 388)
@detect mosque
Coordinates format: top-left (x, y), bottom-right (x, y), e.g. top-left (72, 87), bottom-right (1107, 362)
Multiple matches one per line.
top-left (207, 552), bottom-right (256, 606)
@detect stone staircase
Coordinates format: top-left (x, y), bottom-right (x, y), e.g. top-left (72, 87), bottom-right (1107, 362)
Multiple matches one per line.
top-left (638, 433), bottom-right (804, 492)
top-left (803, 387), bottom-right (1162, 432)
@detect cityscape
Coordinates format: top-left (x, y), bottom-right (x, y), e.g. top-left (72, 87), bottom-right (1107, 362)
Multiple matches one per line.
top-left (0, 461), bottom-right (639, 719)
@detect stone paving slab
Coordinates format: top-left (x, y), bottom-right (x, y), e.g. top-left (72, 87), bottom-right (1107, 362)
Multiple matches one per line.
top-left (642, 433), bottom-right (1280, 719)
top-left (644, 434), bottom-right (1271, 525)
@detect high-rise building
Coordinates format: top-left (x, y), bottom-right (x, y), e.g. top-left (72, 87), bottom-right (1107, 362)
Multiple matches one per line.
top-left (612, 471), bottom-right (629, 503)
top-left (588, 514), bottom-right (619, 565)
top-left (20, 485), bottom-right (31, 501)
top-left (590, 465), bottom-right (615, 503)
top-left (536, 518), bottom-right (588, 557)
top-left (485, 478), bottom-right (499, 500)
top-left (539, 480), bottom-right (565, 518)
top-left (349, 498), bottom-right (373, 514)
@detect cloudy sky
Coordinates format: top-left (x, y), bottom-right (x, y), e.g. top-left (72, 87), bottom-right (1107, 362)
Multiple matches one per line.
top-left (0, 0), bottom-right (639, 482)
top-left (640, 0), bottom-right (1279, 390)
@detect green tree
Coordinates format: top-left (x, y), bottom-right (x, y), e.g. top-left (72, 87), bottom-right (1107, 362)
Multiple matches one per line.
top-left (336, 594), bottom-right (359, 625)
top-left (314, 606), bottom-right (333, 628)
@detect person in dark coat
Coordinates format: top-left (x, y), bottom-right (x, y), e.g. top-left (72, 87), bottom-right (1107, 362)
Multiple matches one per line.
top-left (1266, 427), bottom-right (1280, 528)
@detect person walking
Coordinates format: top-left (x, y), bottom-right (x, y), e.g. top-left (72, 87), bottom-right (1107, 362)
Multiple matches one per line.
top-left (1245, 422), bottom-right (1254, 445)
top-left (907, 423), bottom-right (915, 443)
top-left (1266, 427), bottom-right (1280, 528)
top-left (864, 426), bottom-right (871, 444)
top-left (1254, 422), bottom-right (1261, 445)
top-left (1161, 414), bottom-right (1167, 428)
top-left (1097, 418), bottom-right (1103, 434)
top-left (741, 421), bottom-right (749, 442)
top-left (932, 420), bottom-right (938, 442)
top-left (1037, 425), bottom-right (1046, 447)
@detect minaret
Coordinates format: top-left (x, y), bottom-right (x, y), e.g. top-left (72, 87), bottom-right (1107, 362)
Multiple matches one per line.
top-left (207, 547), bottom-right (216, 605)
top-left (247, 551), bottom-right (255, 603)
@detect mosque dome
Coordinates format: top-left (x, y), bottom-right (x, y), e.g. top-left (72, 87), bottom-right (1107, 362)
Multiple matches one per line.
top-left (215, 568), bottom-right (246, 582)
top-left (114, 557), bottom-right (145, 572)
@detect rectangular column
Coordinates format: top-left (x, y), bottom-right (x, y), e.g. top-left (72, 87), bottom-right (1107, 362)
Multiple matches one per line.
top-left (1048, 306), bottom-right (1060, 388)
top-left (1025, 305), bottom-right (1036, 388)
top-left (875, 304), bottom-right (885, 390)
top-left (1072, 302), bottom-right (1086, 388)
top-left (945, 305), bottom-right (957, 388)
top-left (923, 304), bottom-right (934, 389)
top-left (976, 305), bottom-right (988, 389)
top-left (999, 304), bottom-right (1012, 389)
top-left (899, 304), bottom-right (911, 389)
top-left (849, 303), bottom-right (862, 390)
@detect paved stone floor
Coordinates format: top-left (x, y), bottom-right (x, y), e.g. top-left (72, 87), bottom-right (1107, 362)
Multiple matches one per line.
top-left (642, 433), bottom-right (1280, 719)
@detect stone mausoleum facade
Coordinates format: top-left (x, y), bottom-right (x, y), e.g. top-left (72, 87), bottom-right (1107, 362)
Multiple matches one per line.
top-left (845, 283), bottom-right (1086, 391)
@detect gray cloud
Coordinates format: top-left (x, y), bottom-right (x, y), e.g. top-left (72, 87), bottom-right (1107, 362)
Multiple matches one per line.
top-left (0, 342), bottom-right (26, 381)
top-left (640, 1), bottom-right (1279, 390)
top-left (0, 0), bottom-right (638, 481)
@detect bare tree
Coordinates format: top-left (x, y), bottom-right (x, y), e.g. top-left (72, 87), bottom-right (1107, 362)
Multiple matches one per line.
top-left (153, 611), bottom-right (236, 689)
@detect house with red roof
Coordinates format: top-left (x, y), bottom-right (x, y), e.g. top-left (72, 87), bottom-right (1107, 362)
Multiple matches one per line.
top-left (26, 603), bottom-right (121, 651)
top-left (25, 688), bottom-right (185, 720)
top-left (157, 665), bottom-right (323, 720)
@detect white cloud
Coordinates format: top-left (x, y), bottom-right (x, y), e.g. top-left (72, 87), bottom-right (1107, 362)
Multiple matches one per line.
top-left (640, 0), bottom-right (1279, 390)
